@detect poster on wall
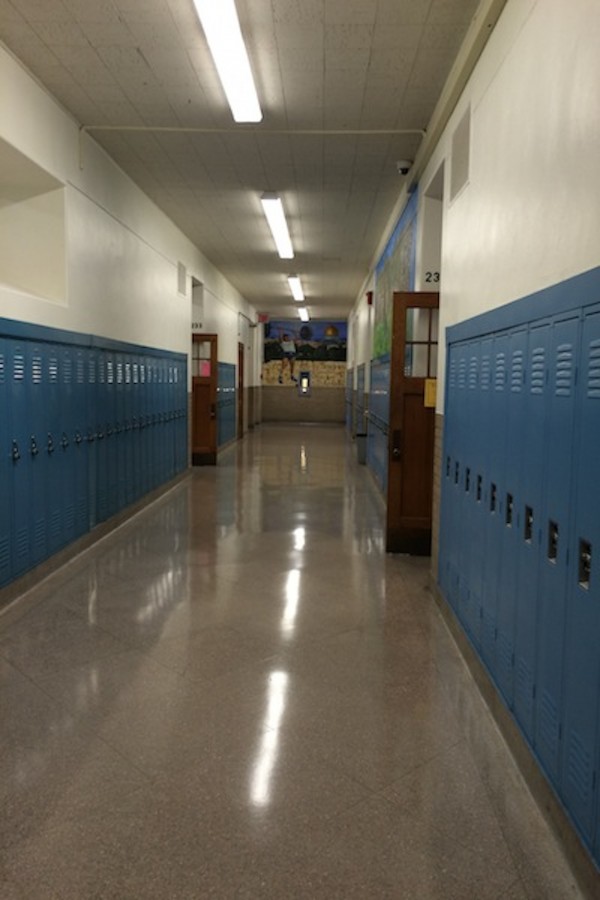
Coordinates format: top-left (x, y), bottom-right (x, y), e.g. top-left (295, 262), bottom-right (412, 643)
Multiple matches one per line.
top-left (373, 192), bottom-right (418, 360)
top-left (263, 320), bottom-right (347, 363)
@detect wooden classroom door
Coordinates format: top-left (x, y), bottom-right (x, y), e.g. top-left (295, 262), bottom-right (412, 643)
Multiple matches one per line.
top-left (191, 334), bottom-right (217, 465)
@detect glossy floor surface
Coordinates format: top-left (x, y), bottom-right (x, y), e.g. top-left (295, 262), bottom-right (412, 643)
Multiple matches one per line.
top-left (0, 426), bottom-right (585, 898)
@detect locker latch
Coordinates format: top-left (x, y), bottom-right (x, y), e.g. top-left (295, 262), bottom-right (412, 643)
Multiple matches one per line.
top-left (490, 483), bottom-right (497, 513)
top-left (524, 506), bottom-right (533, 543)
top-left (75, 431), bottom-right (83, 445)
top-left (578, 540), bottom-right (592, 590)
top-left (11, 440), bottom-right (20, 462)
top-left (61, 433), bottom-right (69, 450)
top-left (30, 436), bottom-right (39, 457)
top-left (505, 493), bottom-right (513, 526)
top-left (47, 433), bottom-right (55, 454)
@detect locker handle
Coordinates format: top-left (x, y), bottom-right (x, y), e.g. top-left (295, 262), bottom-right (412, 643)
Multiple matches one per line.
top-left (47, 433), bottom-right (55, 454)
top-left (11, 440), bottom-right (20, 462)
top-left (75, 431), bottom-right (83, 445)
top-left (61, 432), bottom-right (69, 450)
top-left (30, 436), bottom-right (39, 457)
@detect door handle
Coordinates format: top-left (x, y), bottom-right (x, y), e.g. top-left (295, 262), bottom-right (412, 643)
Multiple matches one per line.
top-left (210, 403), bottom-right (216, 420)
top-left (391, 429), bottom-right (402, 460)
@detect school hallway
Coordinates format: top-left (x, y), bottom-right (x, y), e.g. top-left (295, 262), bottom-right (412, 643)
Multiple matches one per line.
top-left (0, 425), bottom-right (583, 899)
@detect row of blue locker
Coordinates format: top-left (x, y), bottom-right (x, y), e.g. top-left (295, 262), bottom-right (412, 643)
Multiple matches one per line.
top-left (439, 302), bottom-right (600, 864)
top-left (0, 334), bottom-right (188, 589)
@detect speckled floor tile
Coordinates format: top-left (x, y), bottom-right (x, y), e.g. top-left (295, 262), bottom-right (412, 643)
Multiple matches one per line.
top-left (0, 425), bottom-right (589, 899)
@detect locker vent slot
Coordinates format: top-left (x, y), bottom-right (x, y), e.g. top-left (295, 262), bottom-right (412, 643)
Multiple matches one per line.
top-left (140, 364), bottom-right (146, 383)
top-left (88, 360), bottom-right (96, 384)
top-left (515, 658), bottom-right (534, 718)
top-left (494, 352), bottom-right (506, 391)
top-left (125, 363), bottom-right (131, 384)
top-left (555, 344), bottom-right (573, 396)
top-left (524, 506), bottom-right (533, 542)
top-left (50, 511), bottom-right (61, 543)
top-left (490, 483), bottom-right (497, 513)
top-left (63, 356), bottom-right (72, 383)
top-left (13, 353), bottom-right (25, 381)
top-left (539, 690), bottom-right (560, 757)
top-left (566, 731), bottom-right (593, 806)
top-left (530, 347), bottom-right (545, 394)
top-left (468, 357), bottom-right (478, 389)
top-left (0, 353), bottom-right (5, 383)
top-left (458, 358), bottom-right (467, 389)
top-left (480, 355), bottom-right (491, 390)
top-left (454, 461), bottom-right (460, 485)
top-left (446, 455), bottom-right (451, 478)
top-left (107, 361), bottom-right (114, 384)
top-left (16, 527), bottom-right (28, 561)
top-left (76, 356), bottom-right (85, 383)
top-left (49, 357), bottom-right (58, 382)
top-left (117, 362), bottom-right (124, 384)
top-left (510, 350), bottom-right (524, 392)
top-left (465, 467), bottom-right (471, 492)
top-left (34, 519), bottom-right (45, 554)
top-left (64, 503), bottom-right (76, 532)
top-left (32, 355), bottom-right (42, 383)
top-left (133, 363), bottom-right (139, 384)
top-left (449, 358), bottom-right (456, 389)
top-left (0, 537), bottom-right (9, 574)
top-left (497, 630), bottom-right (513, 682)
top-left (476, 475), bottom-right (482, 502)
top-left (587, 340), bottom-right (600, 398)
top-left (98, 359), bottom-right (106, 383)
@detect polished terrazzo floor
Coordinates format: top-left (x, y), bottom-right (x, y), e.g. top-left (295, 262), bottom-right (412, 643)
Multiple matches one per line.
top-left (0, 425), bottom-right (585, 898)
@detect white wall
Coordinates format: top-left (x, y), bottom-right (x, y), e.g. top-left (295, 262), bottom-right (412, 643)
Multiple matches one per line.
top-left (349, 0), bottom-right (600, 411)
top-left (0, 47), bottom-right (258, 388)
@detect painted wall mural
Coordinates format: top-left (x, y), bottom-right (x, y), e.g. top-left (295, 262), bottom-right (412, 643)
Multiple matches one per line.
top-left (262, 320), bottom-right (347, 387)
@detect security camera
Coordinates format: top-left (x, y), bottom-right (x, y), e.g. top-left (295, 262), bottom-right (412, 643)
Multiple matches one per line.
top-left (396, 159), bottom-right (413, 175)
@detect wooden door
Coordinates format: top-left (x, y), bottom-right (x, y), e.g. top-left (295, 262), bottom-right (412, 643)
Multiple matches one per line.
top-left (191, 334), bottom-right (217, 465)
top-left (386, 292), bottom-right (439, 554)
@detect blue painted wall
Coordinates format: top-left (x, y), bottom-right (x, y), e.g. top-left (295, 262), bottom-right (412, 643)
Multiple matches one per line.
top-left (439, 267), bottom-right (600, 866)
top-left (0, 317), bottom-right (187, 589)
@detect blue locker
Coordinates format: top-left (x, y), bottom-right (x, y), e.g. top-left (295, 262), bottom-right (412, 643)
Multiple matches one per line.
top-left (115, 354), bottom-right (127, 509)
top-left (513, 321), bottom-right (551, 740)
top-left (480, 332), bottom-right (509, 675)
top-left (73, 348), bottom-right (89, 537)
top-left (9, 341), bottom-right (31, 576)
top-left (495, 328), bottom-right (528, 706)
top-left (105, 351), bottom-right (118, 517)
top-left (60, 346), bottom-right (77, 546)
top-left (28, 343), bottom-right (48, 565)
top-left (124, 356), bottom-right (135, 505)
top-left (0, 338), bottom-right (11, 585)
top-left (535, 314), bottom-right (579, 783)
top-left (147, 358), bottom-right (158, 489)
top-left (45, 345), bottom-right (64, 555)
top-left (87, 350), bottom-right (98, 528)
top-left (560, 308), bottom-right (600, 845)
top-left (453, 341), bottom-right (470, 626)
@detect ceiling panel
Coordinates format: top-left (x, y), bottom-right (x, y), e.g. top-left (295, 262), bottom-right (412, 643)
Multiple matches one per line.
top-left (0, 0), bottom-right (481, 319)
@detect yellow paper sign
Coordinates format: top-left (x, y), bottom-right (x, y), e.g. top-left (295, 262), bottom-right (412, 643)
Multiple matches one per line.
top-left (424, 378), bottom-right (437, 408)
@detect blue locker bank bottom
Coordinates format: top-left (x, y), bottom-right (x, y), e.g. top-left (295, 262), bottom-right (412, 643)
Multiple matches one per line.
top-left (438, 267), bottom-right (600, 869)
top-left (0, 318), bottom-right (188, 590)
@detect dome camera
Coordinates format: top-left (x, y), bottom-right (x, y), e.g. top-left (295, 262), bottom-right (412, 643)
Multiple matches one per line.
top-left (396, 159), bottom-right (413, 175)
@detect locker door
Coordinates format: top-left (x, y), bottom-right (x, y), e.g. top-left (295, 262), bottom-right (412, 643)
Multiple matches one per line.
top-left (45, 345), bottom-right (63, 555)
top-left (95, 353), bottom-right (109, 523)
top-left (560, 309), bottom-right (600, 843)
top-left (87, 350), bottom-right (98, 528)
top-left (480, 332), bottom-right (509, 676)
top-left (105, 351), bottom-right (118, 516)
top-left (460, 341), bottom-right (482, 639)
top-left (513, 321), bottom-right (551, 740)
top-left (124, 356), bottom-right (134, 505)
top-left (438, 345), bottom-right (457, 601)
top-left (29, 343), bottom-right (48, 565)
top-left (61, 346), bottom-right (77, 546)
top-left (535, 314), bottom-right (580, 784)
top-left (0, 339), bottom-right (11, 585)
top-left (73, 349), bottom-right (89, 538)
top-left (8, 342), bottom-right (30, 575)
top-left (115, 355), bottom-right (127, 510)
top-left (139, 356), bottom-right (149, 495)
top-left (495, 327), bottom-right (528, 705)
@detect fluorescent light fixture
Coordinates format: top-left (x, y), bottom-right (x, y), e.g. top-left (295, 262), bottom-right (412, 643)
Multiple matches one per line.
top-left (260, 193), bottom-right (294, 259)
top-left (192, 0), bottom-right (262, 123)
top-left (298, 308), bottom-right (310, 322)
top-left (287, 275), bottom-right (304, 302)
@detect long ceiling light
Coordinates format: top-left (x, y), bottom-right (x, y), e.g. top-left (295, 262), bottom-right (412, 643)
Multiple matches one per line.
top-left (192, 0), bottom-right (262, 123)
top-left (287, 275), bottom-right (304, 302)
top-left (260, 193), bottom-right (294, 259)
top-left (298, 308), bottom-right (310, 322)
